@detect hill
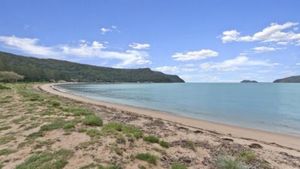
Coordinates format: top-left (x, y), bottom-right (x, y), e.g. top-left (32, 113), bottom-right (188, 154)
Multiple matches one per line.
top-left (273, 76), bottom-right (300, 83)
top-left (0, 51), bottom-right (184, 83)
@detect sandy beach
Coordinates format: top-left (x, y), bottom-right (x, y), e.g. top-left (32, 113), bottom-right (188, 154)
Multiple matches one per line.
top-left (40, 83), bottom-right (300, 151)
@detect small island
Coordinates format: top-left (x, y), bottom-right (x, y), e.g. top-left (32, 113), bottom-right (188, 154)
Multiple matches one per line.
top-left (240, 80), bottom-right (258, 83)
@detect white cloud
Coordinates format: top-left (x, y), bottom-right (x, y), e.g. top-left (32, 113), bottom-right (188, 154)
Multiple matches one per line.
top-left (172, 49), bottom-right (218, 61)
top-left (200, 55), bottom-right (278, 71)
top-left (253, 46), bottom-right (277, 53)
top-left (221, 22), bottom-right (300, 45)
top-left (296, 63), bottom-right (300, 66)
top-left (129, 43), bottom-right (150, 50)
top-left (154, 66), bottom-right (179, 74)
top-left (0, 35), bottom-right (151, 67)
top-left (100, 27), bottom-right (112, 34)
top-left (0, 35), bottom-right (58, 57)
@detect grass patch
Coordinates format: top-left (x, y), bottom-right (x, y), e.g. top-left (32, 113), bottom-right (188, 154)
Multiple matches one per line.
top-left (216, 155), bottom-right (246, 169)
top-left (102, 122), bottom-right (143, 139)
top-left (63, 122), bottom-right (76, 130)
top-left (27, 131), bottom-right (44, 140)
top-left (86, 129), bottom-right (102, 138)
top-left (12, 116), bottom-right (27, 124)
top-left (16, 149), bottom-right (73, 169)
top-left (135, 153), bottom-right (157, 165)
top-left (80, 163), bottom-right (122, 169)
top-left (0, 126), bottom-right (11, 131)
top-left (62, 107), bottom-right (93, 116)
top-left (0, 135), bottom-right (16, 145)
top-left (159, 140), bottom-right (170, 148)
top-left (40, 120), bottom-right (66, 131)
top-left (50, 100), bottom-right (60, 107)
top-left (143, 135), bottom-right (159, 143)
top-left (0, 148), bottom-right (16, 156)
top-left (171, 163), bottom-right (187, 169)
top-left (83, 115), bottom-right (103, 126)
top-left (0, 84), bottom-right (10, 90)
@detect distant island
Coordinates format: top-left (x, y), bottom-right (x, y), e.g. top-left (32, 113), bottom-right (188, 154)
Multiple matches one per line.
top-left (0, 51), bottom-right (184, 83)
top-left (273, 76), bottom-right (300, 83)
top-left (240, 80), bottom-right (258, 83)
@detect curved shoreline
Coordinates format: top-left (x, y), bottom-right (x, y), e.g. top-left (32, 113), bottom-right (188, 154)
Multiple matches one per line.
top-left (38, 83), bottom-right (300, 151)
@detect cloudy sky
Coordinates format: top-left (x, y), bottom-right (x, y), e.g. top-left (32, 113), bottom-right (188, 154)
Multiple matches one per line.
top-left (1, 0), bottom-right (300, 82)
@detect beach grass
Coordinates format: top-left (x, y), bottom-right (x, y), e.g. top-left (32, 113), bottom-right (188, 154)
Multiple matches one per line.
top-left (135, 153), bottom-right (158, 165)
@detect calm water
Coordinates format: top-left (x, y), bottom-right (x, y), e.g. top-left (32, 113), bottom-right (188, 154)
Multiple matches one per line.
top-left (59, 83), bottom-right (300, 136)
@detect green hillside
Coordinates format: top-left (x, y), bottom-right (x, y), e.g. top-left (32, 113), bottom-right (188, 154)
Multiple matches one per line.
top-left (0, 51), bottom-right (184, 83)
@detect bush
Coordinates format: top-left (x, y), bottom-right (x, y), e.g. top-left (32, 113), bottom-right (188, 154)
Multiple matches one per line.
top-left (0, 71), bottom-right (24, 82)
top-left (83, 115), bottom-right (103, 126)
top-left (216, 156), bottom-right (246, 169)
top-left (143, 135), bottom-right (159, 143)
top-left (238, 150), bottom-right (256, 163)
top-left (135, 153), bottom-right (157, 165)
top-left (0, 84), bottom-right (10, 90)
top-left (159, 140), bottom-right (170, 148)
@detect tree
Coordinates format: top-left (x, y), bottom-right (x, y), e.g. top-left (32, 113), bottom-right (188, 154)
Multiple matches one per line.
top-left (0, 71), bottom-right (24, 82)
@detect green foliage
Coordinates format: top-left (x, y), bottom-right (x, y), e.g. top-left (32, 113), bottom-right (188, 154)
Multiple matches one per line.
top-left (0, 71), bottom-right (24, 82)
top-left (0, 148), bottom-right (16, 156)
top-left (135, 153), bottom-right (158, 165)
top-left (0, 135), bottom-right (16, 145)
top-left (86, 129), bottom-right (102, 138)
top-left (0, 51), bottom-right (184, 82)
top-left (171, 163), bottom-right (187, 169)
top-left (83, 115), bottom-right (103, 126)
top-left (63, 122), bottom-right (76, 130)
top-left (216, 156), bottom-right (246, 169)
top-left (143, 135), bottom-right (159, 143)
top-left (0, 84), bottom-right (10, 89)
top-left (159, 140), bottom-right (170, 148)
top-left (238, 150), bottom-right (256, 163)
top-left (102, 122), bottom-right (143, 138)
top-left (40, 120), bottom-right (66, 131)
top-left (80, 163), bottom-right (122, 169)
top-left (16, 149), bottom-right (73, 169)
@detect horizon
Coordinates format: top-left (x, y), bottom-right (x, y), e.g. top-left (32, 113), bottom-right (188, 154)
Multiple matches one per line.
top-left (1, 0), bottom-right (300, 82)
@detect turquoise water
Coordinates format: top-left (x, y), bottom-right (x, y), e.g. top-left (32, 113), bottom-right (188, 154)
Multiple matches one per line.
top-left (59, 83), bottom-right (300, 136)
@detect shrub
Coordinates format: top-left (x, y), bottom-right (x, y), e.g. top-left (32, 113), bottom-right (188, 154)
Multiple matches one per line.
top-left (159, 140), bottom-right (170, 148)
top-left (0, 84), bottom-right (10, 90)
top-left (216, 155), bottom-right (246, 169)
top-left (83, 115), bottom-right (103, 126)
top-left (238, 150), bottom-right (256, 163)
top-left (171, 163), bottom-right (187, 169)
top-left (63, 122), bottom-right (76, 130)
top-left (135, 153), bottom-right (157, 165)
top-left (86, 129), bottom-right (102, 138)
top-left (143, 135), bottom-right (159, 143)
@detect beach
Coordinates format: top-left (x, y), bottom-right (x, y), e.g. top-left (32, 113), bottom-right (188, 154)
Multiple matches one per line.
top-left (40, 83), bottom-right (300, 151)
top-left (0, 83), bottom-right (300, 169)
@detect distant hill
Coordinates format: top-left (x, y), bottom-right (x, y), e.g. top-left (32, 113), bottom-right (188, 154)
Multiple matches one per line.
top-left (0, 51), bottom-right (184, 83)
top-left (240, 80), bottom-right (258, 83)
top-left (273, 76), bottom-right (300, 83)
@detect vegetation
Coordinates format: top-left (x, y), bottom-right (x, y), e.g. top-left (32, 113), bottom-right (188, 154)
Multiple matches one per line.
top-left (16, 149), bottom-right (73, 169)
top-left (135, 153), bottom-right (158, 165)
top-left (273, 75), bottom-right (300, 83)
top-left (0, 71), bottom-right (24, 82)
top-left (0, 148), bottom-right (16, 156)
top-left (83, 115), bottom-right (103, 126)
top-left (143, 135), bottom-right (159, 143)
top-left (159, 140), bottom-right (170, 148)
top-left (215, 155), bottom-right (246, 169)
top-left (0, 84), bottom-right (10, 89)
top-left (102, 122), bottom-right (143, 138)
top-left (171, 163), bottom-right (187, 169)
top-left (0, 51), bottom-right (184, 83)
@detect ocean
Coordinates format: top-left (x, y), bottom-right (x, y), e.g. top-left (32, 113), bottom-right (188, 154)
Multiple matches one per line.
top-left (58, 83), bottom-right (300, 136)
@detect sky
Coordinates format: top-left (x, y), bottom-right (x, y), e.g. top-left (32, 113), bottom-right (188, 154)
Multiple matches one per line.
top-left (0, 0), bottom-right (300, 82)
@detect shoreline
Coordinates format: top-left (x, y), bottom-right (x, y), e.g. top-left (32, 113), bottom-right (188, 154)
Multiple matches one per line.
top-left (39, 83), bottom-right (300, 151)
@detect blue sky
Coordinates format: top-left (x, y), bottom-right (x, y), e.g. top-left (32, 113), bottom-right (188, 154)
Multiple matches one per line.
top-left (1, 0), bottom-right (300, 82)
